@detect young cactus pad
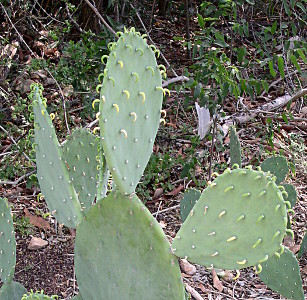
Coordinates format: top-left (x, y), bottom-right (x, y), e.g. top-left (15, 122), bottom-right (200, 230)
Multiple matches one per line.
top-left (0, 197), bottom-right (16, 284)
top-left (180, 189), bottom-right (201, 222)
top-left (99, 28), bottom-right (164, 194)
top-left (75, 192), bottom-right (185, 300)
top-left (32, 85), bottom-right (83, 228)
top-left (172, 166), bottom-right (288, 270)
top-left (62, 128), bottom-right (99, 212)
top-left (260, 155), bottom-right (288, 184)
top-left (0, 281), bottom-right (27, 300)
top-left (229, 126), bottom-right (242, 168)
top-left (259, 247), bottom-right (304, 300)
top-left (281, 183), bottom-right (297, 208)
top-left (298, 232), bottom-right (306, 258)
top-left (21, 291), bottom-right (59, 299)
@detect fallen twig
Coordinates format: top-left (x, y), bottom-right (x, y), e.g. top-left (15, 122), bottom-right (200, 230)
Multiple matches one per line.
top-left (185, 283), bottom-right (204, 300)
top-left (162, 76), bottom-right (190, 87)
top-left (235, 88), bottom-right (307, 124)
top-left (0, 170), bottom-right (35, 185)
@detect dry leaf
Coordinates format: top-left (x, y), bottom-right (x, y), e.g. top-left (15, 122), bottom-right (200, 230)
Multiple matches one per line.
top-left (24, 208), bottom-right (50, 230)
top-left (180, 259), bottom-right (196, 275)
top-left (212, 268), bottom-right (224, 292)
top-left (152, 188), bottom-right (163, 200)
top-left (167, 185), bottom-right (184, 196)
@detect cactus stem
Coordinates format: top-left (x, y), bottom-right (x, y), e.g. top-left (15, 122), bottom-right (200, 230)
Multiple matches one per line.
top-left (256, 214), bottom-right (265, 223)
top-left (211, 251), bottom-right (219, 257)
top-left (258, 191), bottom-right (266, 197)
top-left (125, 44), bottom-right (132, 52)
top-left (219, 210), bottom-right (226, 218)
top-left (131, 72), bottom-right (139, 82)
top-left (224, 186), bottom-right (234, 193)
top-left (101, 55), bottom-right (109, 64)
top-left (254, 264), bottom-right (262, 274)
top-left (258, 255), bottom-right (268, 263)
top-left (122, 90), bottom-right (130, 100)
top-left (236, 214), bottom-right (245, 222)
top-left (92, 99), bottom-right (100, 109)
top-left (252, 238), bottom-right (262, 248)
top-left (129, 112), bottom-right (137, 122)
top-left (146, 66), bottom-right (154, 76)
top-left (236, 259), bottom-right (247, 265)
top-left (117, 60), bottom-right (124, 68)
top-left (112, 104), bottom-right (119, 113)
top-left (227, 236), bottom-right (237, 242)
top-left (120, 129), bottom-right (128, 139)
top-left (272, 231), bottom-right (280, 241)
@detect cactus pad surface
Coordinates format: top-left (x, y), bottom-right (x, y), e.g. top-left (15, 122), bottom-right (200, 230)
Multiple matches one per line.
top-left (180, 189), bottom-right (201, 222)
top-left (229, 126), bottom-right (242, 167)
top-left (75, 191), bottom-right (185, 300)
top-left (32, 85), bottom-right (83, 228)
top-left (259, 247), bottom-right (304, 300)
top-left (62, 128), bottom-right (99, 212)
top-left (260, 156), bottom-right (288, 184)
top-left (172, 167), bottom-right (288, 270)
top-left (0, 197), bottom-right (16, 284)
top-left (99, 28), bottom-right (163, 194)
top-left (0, 281), bottom-right (27, 300)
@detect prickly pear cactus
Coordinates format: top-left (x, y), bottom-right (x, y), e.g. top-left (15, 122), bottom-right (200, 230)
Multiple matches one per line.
top-left (229, 126), bottom-right (241, 168)
top-left (75, 192), bottom-right (185, 300)
top-left (172, 166), bottom-right (289, 270)
top-left (0, 281), bottom-right (27, 300)
top-left (62, 128), bottom-right (99, 212)
top-left (98, 27), bottom-right (167, 194)
top-left (0, 197), bottom-right (16, 285)
top-left (259, 247), bottom-right (304, 300)
top-left (21, 290), bottom-right (59, 299)
top-left (31, 85), bottom-right (83, 228)
top-left (260, 156), bottom-right (288, 184)
top-left (180, 189), bottom-right (201, 222)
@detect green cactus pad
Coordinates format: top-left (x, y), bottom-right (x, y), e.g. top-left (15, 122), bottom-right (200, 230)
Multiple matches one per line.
top-left (281, 183), bottom-right (297, 208)
top-left (229, 126), bottom-right (242, 168)
top-left (298, 232), bottom-right (306, 258)
top-left (32, 85), bottom-right (83, 228)
top-left (259, 247), bottom-right (304, 300)
top-left (0, 198), bottom-right (16, 284)
top-left (0, 281), bottom-right (27, 300)
top-left (96, 140), bottom-right (109, 201)
top-left (99, 28), bottom-right (163, 194)
top-left (75, 192), bottom-right (185, 300)
top-left (180, 189), bottom-right (201, 222)
top-left (172, 167), bottom-right (287, 270)
top-left (260, 156), bottom-right (288, 184)
top-left (62, 128), bottom-right (99, 212)
top-left (21, 291), bottom-right (59, 299)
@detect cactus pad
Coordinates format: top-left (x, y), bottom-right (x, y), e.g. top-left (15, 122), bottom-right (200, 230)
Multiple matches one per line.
top-left (281, 183), bottom-right (297, 208)
top-left (229, 126), bottom-right (242, 168)
top-left (0, 281), bottom-right (27, 300)
top-left (180, 189), bottom-right (201, 222)
top-left (62, 128), bottom-right (99, 212)
top-left (99, 28), bottom-right (164, 194)
top-left (260, 156), bottom-right (288, 184)
top-left (259, 247), bottom-right (304, 300)
top-left (298, 232), bottom-right (306, 258)
top-left (75, 191), bottom-right (185, 300)
top-left (32, 85), bottom-right (83, 228)
top-left (172, 167), bottom-right (288, 270)
top-left (0, 197), bottom-right (16, 284)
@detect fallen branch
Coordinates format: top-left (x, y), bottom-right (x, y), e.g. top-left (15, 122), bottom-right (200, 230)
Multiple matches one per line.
top-left (235, 88), bottom-right (307, 124)
top-left (162, 76), bottom-right (190, 87)
top-left (0, 170), bottom-right (35, 185)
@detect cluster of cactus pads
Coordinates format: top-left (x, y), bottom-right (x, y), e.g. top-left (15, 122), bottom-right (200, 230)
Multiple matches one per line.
top-left (0, 28), bottom-right (305, 300)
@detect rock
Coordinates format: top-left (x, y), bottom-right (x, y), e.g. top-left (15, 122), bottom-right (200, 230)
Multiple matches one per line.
top-left (179, 259), bottom-right (196, 275)
top-left (28, 237), bottom-right (48, 250)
